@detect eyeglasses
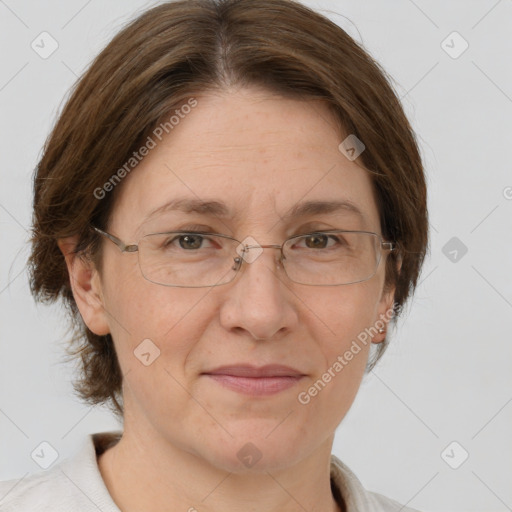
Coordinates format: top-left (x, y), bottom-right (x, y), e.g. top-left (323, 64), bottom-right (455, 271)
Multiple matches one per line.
top-left (91, 226), bottom-right (396, 288)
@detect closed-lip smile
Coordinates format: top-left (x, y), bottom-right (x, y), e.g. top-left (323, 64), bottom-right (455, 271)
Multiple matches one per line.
top-left (202, 364), bottom-right (306, 396)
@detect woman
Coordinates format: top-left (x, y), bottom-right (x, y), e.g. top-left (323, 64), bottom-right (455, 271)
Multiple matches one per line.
top-left (0, 0), bottom-right (428, 510)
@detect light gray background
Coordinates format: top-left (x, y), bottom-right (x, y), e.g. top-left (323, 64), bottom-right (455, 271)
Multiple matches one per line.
top-left (1, 1), bottom-right (511, 511)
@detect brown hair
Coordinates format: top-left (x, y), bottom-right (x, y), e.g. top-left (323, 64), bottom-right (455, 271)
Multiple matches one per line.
top-left (28, 0), bottom-right (428, 418)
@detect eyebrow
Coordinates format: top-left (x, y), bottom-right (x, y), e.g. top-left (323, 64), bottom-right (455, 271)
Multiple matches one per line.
top-left (285, 199), bottom-right (366, 222)
top-left (143, 197), bottom-right (366, 223)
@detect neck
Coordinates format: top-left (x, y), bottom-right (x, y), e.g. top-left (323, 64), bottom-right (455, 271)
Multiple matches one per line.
top-left (98, 423), bottom-right (343, 512)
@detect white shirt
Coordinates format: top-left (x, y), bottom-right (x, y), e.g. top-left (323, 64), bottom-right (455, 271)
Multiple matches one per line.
top-left (0, 431), bottom-right (420, 511)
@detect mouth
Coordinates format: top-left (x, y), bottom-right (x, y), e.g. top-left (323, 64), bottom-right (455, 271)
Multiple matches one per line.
top-left (202, 365), bottom-right (306, 396)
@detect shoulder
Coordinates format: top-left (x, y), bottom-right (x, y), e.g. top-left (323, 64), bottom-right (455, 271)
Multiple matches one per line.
top-left (0, 464), bottom-right (77, 512)
top-left (0, 431), bottom-right (122, 512)
top-left (330, 454), bottom-right (423, 512)
top-left (365, 490), bottom-right (422, 512)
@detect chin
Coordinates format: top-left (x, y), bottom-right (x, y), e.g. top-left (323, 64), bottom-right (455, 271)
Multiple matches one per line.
top-left (197, 422), bottom-right (313, 474)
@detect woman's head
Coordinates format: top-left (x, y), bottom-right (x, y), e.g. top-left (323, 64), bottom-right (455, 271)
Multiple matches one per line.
top-left (28, 0), bottom-right (428, 459)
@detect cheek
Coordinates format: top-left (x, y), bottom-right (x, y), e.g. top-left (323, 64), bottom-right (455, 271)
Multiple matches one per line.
top-left (103, 280), bottom-right (214, 428)
top-left (100, 252), bottom-right (211, 369)
top-left (309, 278), bottom-right (381, 346)
top-left (298, 321), bottom-right (371, 431)
top-left (297, 282), bottom-right (379, 413)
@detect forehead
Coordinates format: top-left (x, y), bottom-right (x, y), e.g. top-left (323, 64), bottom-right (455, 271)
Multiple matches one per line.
top-left (111, 87), bottom-right (381, 235)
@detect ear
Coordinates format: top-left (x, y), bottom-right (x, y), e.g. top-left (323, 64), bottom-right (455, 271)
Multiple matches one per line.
top-left (372, 256), bottom-right (402, 344)
top-left (57, 236), bottom-right (110, 336)
top-left (371, 287), bottom-right (396, 344)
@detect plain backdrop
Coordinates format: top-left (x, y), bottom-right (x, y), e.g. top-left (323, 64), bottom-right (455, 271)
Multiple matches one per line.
top-left (1, 1), bottom-right (511, 511)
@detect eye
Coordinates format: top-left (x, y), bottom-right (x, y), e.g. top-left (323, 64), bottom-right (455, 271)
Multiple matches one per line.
top-left (164, 233), bottom-right (214, 250)
top-left (298, 233), bottom-right (342, 250)
top-left (178, 234), bottom-right (204, 250)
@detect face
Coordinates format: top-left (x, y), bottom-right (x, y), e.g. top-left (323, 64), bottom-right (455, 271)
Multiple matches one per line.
top-left (69, 86), bottom-right (395, 472)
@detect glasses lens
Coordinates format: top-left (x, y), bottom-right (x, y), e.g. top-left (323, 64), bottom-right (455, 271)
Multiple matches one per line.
top-left (282, 231), bottom-right (380, 285)
top-left (138, 232), bottom-right (239, 287)
top-left (136, 231), bottom-right (382, 287)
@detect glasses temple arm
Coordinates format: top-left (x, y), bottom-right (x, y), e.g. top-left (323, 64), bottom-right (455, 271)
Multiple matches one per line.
top-left (91, 226), bottom-right (138, 253)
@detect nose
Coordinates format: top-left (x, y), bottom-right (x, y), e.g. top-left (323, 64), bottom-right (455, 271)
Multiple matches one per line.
top-left (218, 244), bottom-right (299, 341)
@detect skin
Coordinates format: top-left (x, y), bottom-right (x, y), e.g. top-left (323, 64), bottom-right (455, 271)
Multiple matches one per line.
top-left (59, 85), bottom-right (396, 512)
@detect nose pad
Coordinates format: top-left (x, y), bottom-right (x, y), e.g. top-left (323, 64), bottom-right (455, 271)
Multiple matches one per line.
top-left (231, 250), bottom-right (286, 278)
top-left (231, 249), bottom-right (285, 273)
top-left (232, 256), bottom-right (243, 271)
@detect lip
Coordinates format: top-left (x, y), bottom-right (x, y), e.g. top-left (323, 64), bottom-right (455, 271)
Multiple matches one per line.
top-left (204, 364), bottom-right (305, 377)
top-left (202, 365), bottom-right (306, 396)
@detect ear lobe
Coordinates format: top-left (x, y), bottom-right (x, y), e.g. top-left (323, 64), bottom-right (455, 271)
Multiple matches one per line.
top-left (371, 251), bottom-right (402, 344)
top-left (57, 236), bottom-right (110, 336)
top-left (371, 285), bottom-right (397, 344)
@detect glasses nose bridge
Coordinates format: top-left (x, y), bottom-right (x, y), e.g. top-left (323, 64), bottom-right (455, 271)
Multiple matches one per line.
top-left (242, 243), bottom-right (284, 255)
top-left (255, 243), bottom-right (282, 250)
top-left (235, 243), bottom-right (286, 271)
